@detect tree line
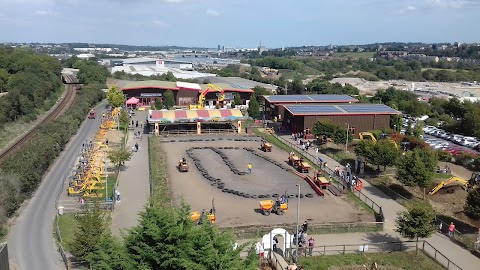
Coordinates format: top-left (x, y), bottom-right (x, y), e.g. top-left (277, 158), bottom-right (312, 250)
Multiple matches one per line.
top-left (70, 203), bottom-right (258, 270)
top-left (0, 46), bottom-right (63, 128)
top-left (0, 59), bottom-right (106, 239)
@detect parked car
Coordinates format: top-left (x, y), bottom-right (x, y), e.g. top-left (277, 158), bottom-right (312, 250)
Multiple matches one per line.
top-left (434, 142), bottom-right (450, 149)
top-left (461, 138), bottom-right (478, 147)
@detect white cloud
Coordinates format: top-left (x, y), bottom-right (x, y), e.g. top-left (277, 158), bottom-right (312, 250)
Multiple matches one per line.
top-left (152, 19), bottom-right (169, 28)
top-left (206, 9), bottom-right (220, 16)
top-left (33, 10), bottom-right (57, 16)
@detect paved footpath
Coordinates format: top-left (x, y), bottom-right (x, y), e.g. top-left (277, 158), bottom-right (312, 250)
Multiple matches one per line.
top-left (275, 134), bottom-right (480, 270)
top-left (111, 111), bottom-right (150, 237)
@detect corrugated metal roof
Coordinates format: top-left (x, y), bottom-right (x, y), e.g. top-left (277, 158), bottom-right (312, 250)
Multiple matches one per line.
top-left (122, 80), bottom-right (177, 90)
top-left (264, 94), bottom-right (358, 103)
top-left (284, 104), bottom-right (400, 116)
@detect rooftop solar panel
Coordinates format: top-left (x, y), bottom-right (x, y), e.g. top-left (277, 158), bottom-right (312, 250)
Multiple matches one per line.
top-left (265, 95), bottom-right (313, 102)
top-left (308, 95), bottom-right (357, 101)
top-left (285, 105), bottom-right (343, 114)
top-left (338, 104), bottom-right (399, 113)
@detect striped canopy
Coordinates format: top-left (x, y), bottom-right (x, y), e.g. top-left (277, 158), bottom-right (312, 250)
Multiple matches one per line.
top-left (148, 109), bottom-right (246, 123)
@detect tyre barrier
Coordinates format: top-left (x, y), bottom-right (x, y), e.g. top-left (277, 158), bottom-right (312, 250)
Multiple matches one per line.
top-left (186, 146), bottom-right (314, 200)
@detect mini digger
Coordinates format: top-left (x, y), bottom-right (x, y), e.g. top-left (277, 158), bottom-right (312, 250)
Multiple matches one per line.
top-left (191, 199), bottom-right (216, 224)
top-left (259, 192), bottom-right (288, 216)
top-left (261, 141), bottom-right (272, 152)
top-left (178, 156), bottom-right (189, 172)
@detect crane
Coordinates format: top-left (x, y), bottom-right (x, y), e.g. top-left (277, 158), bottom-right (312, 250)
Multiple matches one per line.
top-left (428, 172), bottom-right (480, 195)
top-left (189, 84), bottom-right (225, 110)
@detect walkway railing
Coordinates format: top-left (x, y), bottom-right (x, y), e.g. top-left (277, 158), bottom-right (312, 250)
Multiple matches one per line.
top-left (269, 134), bottom-right (385, 222)
top-left (0, 242), bottom-right (9, 270)
top-left (224, 222), bottom-right (384, 240)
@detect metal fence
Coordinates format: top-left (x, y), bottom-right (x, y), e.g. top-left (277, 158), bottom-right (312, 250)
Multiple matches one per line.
top-left (271, 134), bottom-right (385, 222)
top-left (159, 128), bottom-right (239, 135)
top-left (0, 243), bottom-right (9, 270)
top-left (422, 240), bottom-right (463, 270)
top-left (223, 222), bottom-right (384, 240)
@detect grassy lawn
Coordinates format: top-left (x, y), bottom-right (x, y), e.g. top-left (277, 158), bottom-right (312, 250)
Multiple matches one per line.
top-left (434, 172), bottom-right (453, 180)
top-left (333, 52), bottom-right (376, 59)
top-left (299, 251), bottom-right (442, 270)
top-left (149, 137), bottom-right (172, 208)
top-left (106, 174), bottom-right (116, 198)
top-left (56, 213), bottom-right (78, 253)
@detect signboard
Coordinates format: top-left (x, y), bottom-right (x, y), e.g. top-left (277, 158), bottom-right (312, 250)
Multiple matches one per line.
top-left (141, 93), bottom-right (162, 97)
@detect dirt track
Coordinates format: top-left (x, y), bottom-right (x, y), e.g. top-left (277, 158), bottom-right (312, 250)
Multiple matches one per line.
top-left (163, 135), bottom-right (373, 227)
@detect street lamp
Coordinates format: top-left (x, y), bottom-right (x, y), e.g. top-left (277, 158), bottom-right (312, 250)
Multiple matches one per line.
top-left (345, 123), bottom-right (349, 156)
top-left (295, 184), bottom-right (300, 261)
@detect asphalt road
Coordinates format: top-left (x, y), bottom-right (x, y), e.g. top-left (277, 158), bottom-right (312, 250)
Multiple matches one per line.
top-left (8, 102), bottom-right (106, 270)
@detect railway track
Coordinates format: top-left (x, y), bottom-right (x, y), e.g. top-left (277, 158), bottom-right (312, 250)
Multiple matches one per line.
top-left (0, 84), bottom-right (78, 163)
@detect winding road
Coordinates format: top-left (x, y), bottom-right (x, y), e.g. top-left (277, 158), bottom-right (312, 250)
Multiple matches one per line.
top-left (7, 102), bottom-right (106, 270)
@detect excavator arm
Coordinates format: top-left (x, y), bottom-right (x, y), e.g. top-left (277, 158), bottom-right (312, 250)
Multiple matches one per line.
top-left (428, 177), bottom-right (469, 195)
top-left (198, 84), bottom-right (225, 108)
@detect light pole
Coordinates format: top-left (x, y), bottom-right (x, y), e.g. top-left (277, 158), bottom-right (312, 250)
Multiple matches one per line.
top-left (295, 184), bottom-right (300, 260)
top-left (345, 123), bottom-right (349, 156)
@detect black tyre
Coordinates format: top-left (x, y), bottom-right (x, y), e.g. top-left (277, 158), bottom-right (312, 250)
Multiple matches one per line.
top-left (305, 193), bottom-right (314, 198)
top-left (211, 182), bottom-right (218, 186)
top-left (222, 189), bottom-right (229, 192)
top-left (272, 194), bottom-right (279, 198)
top-left (251, 195), bottom-right (258, 199)
top-left (238, 172), bottom-right (246, 175)
top-left (243, 194), bottom-right (250, 198)
top-left (258, 195), bottom-right (264, 198)
top-left (217, 185), bottom-right (224, 189)
top-left (263, 210), bottom-right (271, 216)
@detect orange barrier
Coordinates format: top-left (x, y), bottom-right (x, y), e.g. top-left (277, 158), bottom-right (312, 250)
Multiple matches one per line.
top-left (354, 179), bottom-right (363, 191)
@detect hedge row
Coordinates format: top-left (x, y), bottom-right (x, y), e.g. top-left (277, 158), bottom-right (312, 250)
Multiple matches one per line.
top-left (0, 83), bottom-right (105, 236)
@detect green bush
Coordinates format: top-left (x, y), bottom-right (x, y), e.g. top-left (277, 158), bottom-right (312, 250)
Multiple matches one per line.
top-left (437, 150), bottom-right (453, 162)
top-left (453, 152), bottom-right (476, 168)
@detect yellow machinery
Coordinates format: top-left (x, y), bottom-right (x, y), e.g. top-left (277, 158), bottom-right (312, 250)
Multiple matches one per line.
top-left (299, 162), bottom-right (311, 173)
top-left (191, 199), bottom-right (216, 224)
top-left (261, 141), bottom-right (272, 152)
top-left (314, 171), bottom-right (331, 189)
top-left (259, 196), bottom-right (288, 216)
top-left (178, 158), bottom-right (189, 172)
top-left (429, 173), bottom-right (480, 195)
top-left (189, 84), bottom-right (225, 109)
top-left (288, 153), bottom-right (300, 168)
top-left (359, 132), bottom-right (398, 150)
top-left (265, 128), bottom-right (275, 134)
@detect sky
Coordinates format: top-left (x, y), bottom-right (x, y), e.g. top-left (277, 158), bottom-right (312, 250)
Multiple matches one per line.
top-left (0, 0), bottom-right (479, 48)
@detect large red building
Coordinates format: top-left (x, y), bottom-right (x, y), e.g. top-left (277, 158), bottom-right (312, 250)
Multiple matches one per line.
top-left (121, 80), bottom-right (253, 108)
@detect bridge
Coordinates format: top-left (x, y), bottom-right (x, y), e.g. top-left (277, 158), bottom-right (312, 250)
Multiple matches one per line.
top-left (61, 73), bottom-right (80, 84)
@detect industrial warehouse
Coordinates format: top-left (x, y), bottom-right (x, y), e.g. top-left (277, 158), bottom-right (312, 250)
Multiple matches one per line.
top-left (282, 104), bottom-right (400, 136)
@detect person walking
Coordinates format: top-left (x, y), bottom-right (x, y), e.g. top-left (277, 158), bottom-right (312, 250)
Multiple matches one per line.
top-left (273, 236), bottom-right (278, 252)
top-left (135, 142), bottom-right (139, 152)
top-left (302, 221), bottom-right (308, 232)
top-left (448, 222), bottom-right (455, 239)
top-left (247, 163), bottom-right (252, 174)
top-left (115, 190), bottom-right (121, 202)
top-left (307, 237), bottom-right (315, 256)
top-left (475, 228), bottom-right (480, 250)
top-left (314, 147), bottom-right (318, 157)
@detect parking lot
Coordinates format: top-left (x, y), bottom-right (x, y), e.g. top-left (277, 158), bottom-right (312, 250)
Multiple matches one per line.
top-left (422, 126), bottom-right (479, 155)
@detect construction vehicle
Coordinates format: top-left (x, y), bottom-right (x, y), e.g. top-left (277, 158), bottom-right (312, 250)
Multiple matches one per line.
top-left (261, 141), bottom-right (272, 152)
top-left (299, 162), bottom-right (311, 173)
top-left (189, 84), bottom-right (225, 109)
top-left (314, 171), bottom-right (331, 189)
top-left (191, 199), bottom-right (216, 224)
top-left (288, 153), bottom-right (300, 168)
top-left (429, 172), bottom-right (480, 195)
top-left (259, 194), bottom-right (288, 216)
top-left (265, 128), bottom-right (275, 134)
top-left (88, 109), bottom-right (96, 119)
top-left (359, 132), bottom-right (398, 150)
top-left (178, 157), bottom-right (189, 172)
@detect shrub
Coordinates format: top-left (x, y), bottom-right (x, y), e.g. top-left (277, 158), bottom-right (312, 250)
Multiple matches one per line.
top-left (453, 152), bottom-right (476, 168)
top-left (437, 150), bottom-right (453, 162)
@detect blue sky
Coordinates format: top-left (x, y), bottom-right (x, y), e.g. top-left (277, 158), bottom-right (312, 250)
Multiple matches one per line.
top-left (0, 0), bottom-right (479, 48)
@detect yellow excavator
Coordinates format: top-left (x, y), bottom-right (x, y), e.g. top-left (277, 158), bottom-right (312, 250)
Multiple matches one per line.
top-left (429, 172), bottom-right (480, 195)
top-left (189, 84), bottom-right (225, 109)
top-left (359, 132), bottom-right (398, 150)
top-left (191, 199), bottom-right (216, 224)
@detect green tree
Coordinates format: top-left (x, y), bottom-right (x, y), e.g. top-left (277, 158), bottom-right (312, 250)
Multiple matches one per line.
top-left (247, 94), bottom-right (260, 119)
top-left (412, 122), bottom-right (424, 139)
top-left (370, 140), bottom-right (400, 172)
top-left (119, 110), bottom-right (129, 130)
top-left (231, 93), bottom-right (242, 108)
top-left (396, 148), bottom-right (437, 198)
top-left (163, 90), bottom-right (175, 109)
top-left (154, 98), bottom-right (164, 110)
top-left (332, 128), bottom-right (353, 145)
top-left (87, 234), bottom-right (133, 270)
top-left (108, 147), bottom-right (133, 171)
top-left (252, 86), bottom-right (269, 96)
top-left (106, 85), bottom-right (126, 108)
top-left (464, 188), bottom-right (480, 220)
top-left (291, 78), bottom-right (304, 94)
top-left (125, 204), bottom-right (257, 270)
top-left (0, 68), bottom-right (9, 93)
top-left (312, 119), bottom-right (339, 139)
top-left (70, 203), bottom-right (109, 264)
top-left (396, 200), bottom-right (436, 255)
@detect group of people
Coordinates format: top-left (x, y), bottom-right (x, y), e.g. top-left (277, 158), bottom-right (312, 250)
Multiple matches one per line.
top-left (134, 131), bottom-right (142, 140)
top-left (437, 165), bottom-right (451, 174)
top-left (131, 119), bottom-right (143, 129)
top-left (292, 132), bottom-right (305, 141)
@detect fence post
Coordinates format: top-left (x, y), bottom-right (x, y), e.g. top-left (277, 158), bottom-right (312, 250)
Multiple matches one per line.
top-left (381, 243), bottom-right (384, 253)
top-left (323, 245), bottom-right (326, 255)
top-left (343, 244), bottom-right (346, 254)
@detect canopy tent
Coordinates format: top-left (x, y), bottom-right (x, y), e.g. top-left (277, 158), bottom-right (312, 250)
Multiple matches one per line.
top-left (148, 109), bottom-right (246, 124)
top-left (126, 97), bottom-right (140, 105)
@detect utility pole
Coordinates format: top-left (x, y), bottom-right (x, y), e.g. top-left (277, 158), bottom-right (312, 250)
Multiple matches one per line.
top-left (295, 184), bottom-right (300, 261)
top-left (345, 123), bottom-right (349, 156)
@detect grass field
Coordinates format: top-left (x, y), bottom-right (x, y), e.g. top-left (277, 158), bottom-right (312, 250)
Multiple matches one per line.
top-left (56, 213), bottom-right (77, 252)
top-left (298, 251), bottom-right (442, 270)
top-left (333, 52), bottom-right (376, 59)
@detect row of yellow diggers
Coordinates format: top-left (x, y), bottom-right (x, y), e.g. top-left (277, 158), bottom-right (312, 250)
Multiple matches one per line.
top-left (100, 107), bottom-right (120, 130)
top-left (67, 126), bottom-right (110, 198)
